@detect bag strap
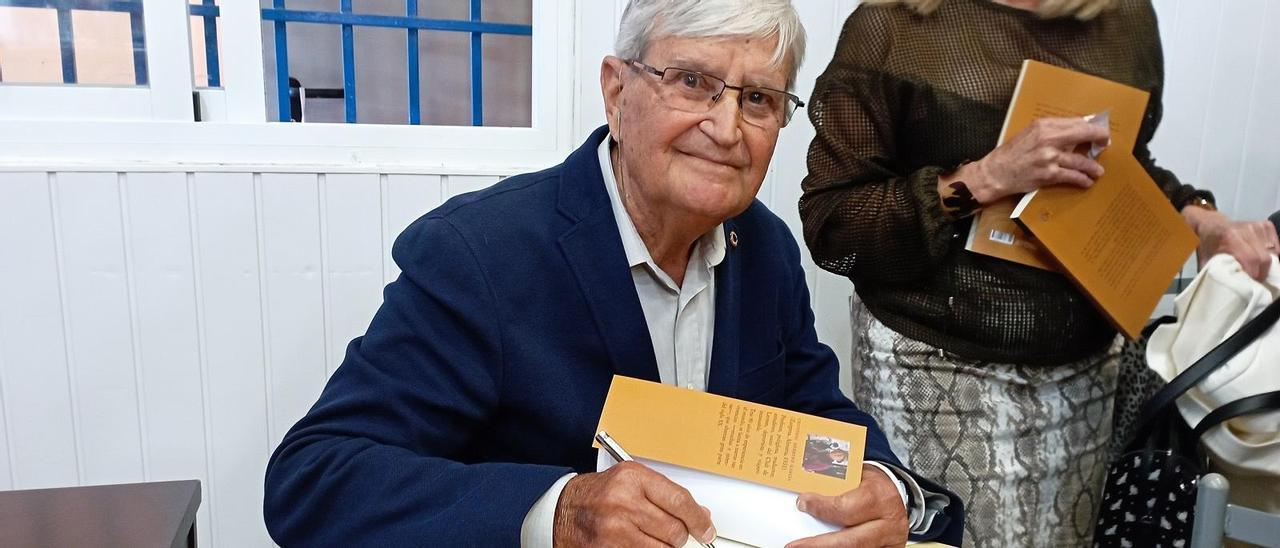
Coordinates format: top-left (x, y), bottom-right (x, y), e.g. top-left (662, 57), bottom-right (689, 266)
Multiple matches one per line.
top-left (1143, 315), bottom-right (1177, 338)
top-left (1191, 390), bottom-right (1280, 439)
top-left (1126, 297), bottom-right (1280, 449)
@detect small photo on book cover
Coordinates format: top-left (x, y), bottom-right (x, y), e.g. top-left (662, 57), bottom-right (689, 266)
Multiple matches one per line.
top-left (802, 435), bottom-right (851, 480)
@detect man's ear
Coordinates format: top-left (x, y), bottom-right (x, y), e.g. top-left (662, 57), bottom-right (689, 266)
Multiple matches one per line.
top-left (600, 56), bottom-right (626, 140)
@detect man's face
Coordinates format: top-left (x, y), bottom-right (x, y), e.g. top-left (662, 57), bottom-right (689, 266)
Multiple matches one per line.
top-left (602, 35), bottom-right (788, 226)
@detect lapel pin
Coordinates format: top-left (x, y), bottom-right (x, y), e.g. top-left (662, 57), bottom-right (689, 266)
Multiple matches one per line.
top-left (729, 230), bottom-right (739, 248)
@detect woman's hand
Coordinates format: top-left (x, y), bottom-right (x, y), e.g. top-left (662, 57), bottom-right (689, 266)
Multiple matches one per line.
top-left (1184, 206), bottom-right (1280, 281)
top-left (941, 117), bottom-right (1111, 208)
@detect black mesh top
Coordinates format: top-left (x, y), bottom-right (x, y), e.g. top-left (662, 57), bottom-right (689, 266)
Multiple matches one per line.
top-left (799, 0), bottom-right (1209, 365)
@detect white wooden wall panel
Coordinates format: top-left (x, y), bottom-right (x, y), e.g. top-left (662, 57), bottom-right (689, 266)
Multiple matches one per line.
top-left (1152, 1), bottom-right (1222, 193)
top-left (323, 174), bottom-right (385, 376)
top-left (0, 3), bottom-right (1277, 548)
top-left (257, 174), bottom-right (329, 448)
top-left (190, 172), bottom-right (273, 548)
top-left (1235, 1), bottom-right (1280, 219)
top-left (123, 172), bottom-right (214, 541)
top-left (0, 345), bottom-right (10, 490)
top-left (53, 172), bottom-right (147, 486)
top-left (0, 173), bottom-right (80, 489)
top-left (1193, 0), bottom-right (1266, 217)
top-left (447, 175), bottom-right (502, 198)
top-left (382, 174), bottom-right (443, 284)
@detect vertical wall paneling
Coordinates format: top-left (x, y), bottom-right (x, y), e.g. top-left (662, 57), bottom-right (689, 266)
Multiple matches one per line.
top-left (185, 172), bottom-right (218, 547)
top-left (574, 0), bottom-right (617, 143)
top-left (0, 173), bottom-right (80, 488)
top-left (1193, 0), bottom-right (1266, 218)
top-left (323, 173), bottom-right (385, 375)
top-left (1151, 1), bottom-right (1223, 190)
top-left (1236, 1), bottom-right (1280, 218)
top-left (0, 325), bottom-right (11, 490)
top-left (444, 175), bottom-right (501, 199)
top-left (257, 173), bottom-right (329, 447)
top-left (54, 172), bottom-right (146, 486)
top-left (124, 172), bottom-right (213, 540)
top-left (383, 174), bottom-right (443, 284)
top-left (191, 172), bottom-right (273, 548)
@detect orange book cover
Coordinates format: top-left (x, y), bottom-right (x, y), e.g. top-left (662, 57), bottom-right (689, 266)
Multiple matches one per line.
top-left (1012, 154), bottom-right (1197, 339)
top-left (594, 375), bottom-right (867, 496)
top-left (966, 60), bottom-right (1151, 270)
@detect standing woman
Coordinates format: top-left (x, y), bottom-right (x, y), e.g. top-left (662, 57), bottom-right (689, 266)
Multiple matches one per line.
top-left (799, 0), bottom-right (1280, 546)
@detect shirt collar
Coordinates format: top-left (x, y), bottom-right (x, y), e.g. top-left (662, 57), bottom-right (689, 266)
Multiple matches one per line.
top-left (597, 138), bottom-right (727, 271)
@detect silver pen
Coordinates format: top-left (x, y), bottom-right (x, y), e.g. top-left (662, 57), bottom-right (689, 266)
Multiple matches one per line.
top-left (596, 430), bottom-right (717, 548)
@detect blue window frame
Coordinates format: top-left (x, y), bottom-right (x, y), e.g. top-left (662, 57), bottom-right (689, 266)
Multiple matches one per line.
top-left (260, 0), bottom-right (532, 125)
top-left (0, 0), bottom-right (222, 87)
top-left (189, 0), bottom-right (220, 88)
top-left (0, 0), bottom-right (148, 85)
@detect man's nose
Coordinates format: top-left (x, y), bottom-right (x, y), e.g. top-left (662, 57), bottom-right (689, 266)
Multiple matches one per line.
top-left (701, 89), bottom-right (744, 146)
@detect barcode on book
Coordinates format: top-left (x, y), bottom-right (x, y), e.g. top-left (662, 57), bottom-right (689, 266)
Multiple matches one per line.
top-left (988, 229), bottom-right (1016, 245)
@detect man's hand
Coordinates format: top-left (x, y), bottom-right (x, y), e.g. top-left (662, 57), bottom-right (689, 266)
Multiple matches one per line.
top-left (785, 464), bottom-right (909, 548)
top-left (553, 461), bottom-right (716, 548)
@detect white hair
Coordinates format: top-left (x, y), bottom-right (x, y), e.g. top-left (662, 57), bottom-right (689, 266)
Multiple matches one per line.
top-left (615, 0), bottom-right (807, 90)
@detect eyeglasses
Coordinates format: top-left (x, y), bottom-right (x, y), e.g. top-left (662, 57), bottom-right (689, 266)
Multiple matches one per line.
top-left (627, 60), bottom-right (805, 129)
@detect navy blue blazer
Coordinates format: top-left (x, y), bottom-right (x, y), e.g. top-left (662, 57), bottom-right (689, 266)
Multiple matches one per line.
top-left (264, 126), bottom-right (963, 546)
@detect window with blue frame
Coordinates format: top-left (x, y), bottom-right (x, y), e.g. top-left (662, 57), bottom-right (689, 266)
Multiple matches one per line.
top-left (189, 0), bottom-right (220, 89)
top-left (0, 0), bottom-right (148, 86)
top-left (0, 0), bottom-right (223, 89)
top-left (260, 0), bottom-right (533, 127)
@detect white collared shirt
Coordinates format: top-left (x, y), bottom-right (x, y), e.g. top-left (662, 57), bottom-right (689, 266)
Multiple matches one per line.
top-left (518, 138), bottom-right (925, 547)
top-left (599, 138), bottom-right (726, 391)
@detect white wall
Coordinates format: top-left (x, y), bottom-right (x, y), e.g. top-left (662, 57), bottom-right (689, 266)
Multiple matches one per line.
top-left (0, 1), bottom-right (1276, 546)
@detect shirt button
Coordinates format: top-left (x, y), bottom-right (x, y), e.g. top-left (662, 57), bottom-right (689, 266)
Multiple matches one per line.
top-left (686, 382), bottom-right (693, 390)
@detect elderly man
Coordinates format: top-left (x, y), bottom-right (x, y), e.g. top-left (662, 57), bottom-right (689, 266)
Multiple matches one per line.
top-left (263, 1), bottom-right (961, 546)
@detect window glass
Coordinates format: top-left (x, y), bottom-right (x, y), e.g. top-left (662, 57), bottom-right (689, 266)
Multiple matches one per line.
top-left (189, 0), bottom-right (222, 89)
top-left (259, 0), bottom-right (531, 125)
top-left (0, 3), bottom-right (147, 86)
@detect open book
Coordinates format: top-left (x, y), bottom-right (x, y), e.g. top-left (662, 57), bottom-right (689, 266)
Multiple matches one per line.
top-left (594, 376), bottom-right (955, 547)
top-left (967, 60), bottom-right (1196, 338)
top-left (593, 376), bottom-right (866, 546)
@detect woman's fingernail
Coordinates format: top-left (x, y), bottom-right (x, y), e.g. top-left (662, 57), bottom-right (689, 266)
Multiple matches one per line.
top-left (702, 526), bottom-right (717, 543)
top-left (796, 497), bottom-right (808, 512)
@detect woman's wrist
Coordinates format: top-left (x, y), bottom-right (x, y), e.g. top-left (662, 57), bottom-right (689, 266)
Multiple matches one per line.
top-left (938, 161), bottom-right (996, 218)
top-left (1181, 202), bottom-right (1225, 237)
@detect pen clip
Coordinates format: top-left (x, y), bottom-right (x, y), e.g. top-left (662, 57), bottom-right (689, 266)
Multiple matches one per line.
top-left (595, 430), bottom-right (632, 463)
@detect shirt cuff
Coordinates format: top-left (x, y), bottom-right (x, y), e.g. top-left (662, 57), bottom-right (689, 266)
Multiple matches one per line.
top-left (519, 472), bottom-right (576, 548)
top-left (873, 461), bottom-right (951, 535)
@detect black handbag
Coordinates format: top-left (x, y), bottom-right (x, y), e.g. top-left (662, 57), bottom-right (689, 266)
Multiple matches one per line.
top-left (1092, 297), bottom-right (1280, 547)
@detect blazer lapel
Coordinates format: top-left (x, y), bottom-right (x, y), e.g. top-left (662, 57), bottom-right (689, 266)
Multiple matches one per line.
top-left (557, 127), bottom-right (660, 383)
top-left (707, 220), bottom-right (741, 397)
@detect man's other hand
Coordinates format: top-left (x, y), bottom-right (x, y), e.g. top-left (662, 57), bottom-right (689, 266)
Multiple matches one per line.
top-left (786, 463), bottom-right (909, 548)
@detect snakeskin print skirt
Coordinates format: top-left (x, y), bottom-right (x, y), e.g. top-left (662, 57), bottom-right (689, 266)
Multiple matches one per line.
top-left (850, 299), bottom-right (1120, 548)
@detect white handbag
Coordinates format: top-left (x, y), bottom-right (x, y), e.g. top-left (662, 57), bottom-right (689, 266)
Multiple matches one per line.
top-left (1145, 254), bottom-right (1280, 476)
